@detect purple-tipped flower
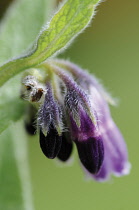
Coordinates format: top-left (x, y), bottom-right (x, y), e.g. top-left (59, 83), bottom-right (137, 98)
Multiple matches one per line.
top-left (52, 65), bottom-right (104, 174)
top-left (21, 59), bottom-right (130, 181)
top-left (38, 83), bottom-right (63, 159)
top-left (64, 85), bottom-right (104, 174)
top-left (70, 108), bottom-right (104, 174)
top-left (53, 59), bottom-right (130, 181)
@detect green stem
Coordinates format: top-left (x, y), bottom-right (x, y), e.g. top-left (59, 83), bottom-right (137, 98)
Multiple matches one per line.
top-left (12, 121), bottom-right (34, 210)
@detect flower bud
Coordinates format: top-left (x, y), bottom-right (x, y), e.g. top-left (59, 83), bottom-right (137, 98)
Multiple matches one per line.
top-left (70, 107), bottom-right (104, 174)
top-left (38, 83), bottom-right (63, 159)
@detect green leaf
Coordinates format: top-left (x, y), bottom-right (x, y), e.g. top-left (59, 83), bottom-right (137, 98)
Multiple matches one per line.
top-left (0, 0), bottom-right (56, 133)
top-left (0, 0), bottom-right (100, 87)
top-left (0, 0), bottom-right (56, 64)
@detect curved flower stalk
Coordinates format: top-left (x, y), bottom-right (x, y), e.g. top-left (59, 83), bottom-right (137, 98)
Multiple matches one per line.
top-left (21, 60), bottom-right (130, 181)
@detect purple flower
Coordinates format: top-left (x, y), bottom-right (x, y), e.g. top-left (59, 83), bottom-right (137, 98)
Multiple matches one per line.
top-left (21, 59), bottom-right (130, 181)
top-left (53, 59), bottom-right (130, 181)
top-left (53, 65), bottom-right (104, 174)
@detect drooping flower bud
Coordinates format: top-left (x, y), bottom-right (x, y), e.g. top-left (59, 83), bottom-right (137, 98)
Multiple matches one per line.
top-left (38, 83), bottom-right (63, 159)
top-left (50, 64), bottom-right (104, 174)
top-left (69, 106), bottom-right (104, 174)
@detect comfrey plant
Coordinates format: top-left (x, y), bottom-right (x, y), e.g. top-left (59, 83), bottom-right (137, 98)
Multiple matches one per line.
top-left (0, 0), bottom-right (130, 195)
top-left (21, 59), bottom-right (130, 181)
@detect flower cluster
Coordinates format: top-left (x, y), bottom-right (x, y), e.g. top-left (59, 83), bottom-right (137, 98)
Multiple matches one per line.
top-left (21, 59), bottom-right (130, 181)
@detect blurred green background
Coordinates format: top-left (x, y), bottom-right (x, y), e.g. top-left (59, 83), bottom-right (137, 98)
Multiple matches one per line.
top-left (1, 0), bottom-right (139, 210)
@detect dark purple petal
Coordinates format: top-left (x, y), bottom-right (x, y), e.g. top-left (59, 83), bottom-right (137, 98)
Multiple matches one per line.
top-left (57, 134), bottom-right (73, 162)
top-left (75, 137), bottom-right (104, 174)
top-left (39, 125), bottom-right (62, 159)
